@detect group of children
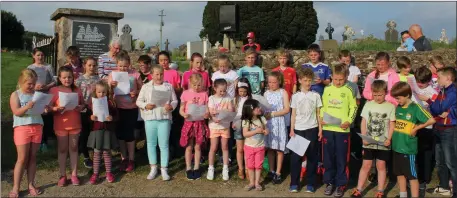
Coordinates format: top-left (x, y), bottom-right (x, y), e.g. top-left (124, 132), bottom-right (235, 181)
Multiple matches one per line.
top-left (9, 43), bottom-right (457, 198)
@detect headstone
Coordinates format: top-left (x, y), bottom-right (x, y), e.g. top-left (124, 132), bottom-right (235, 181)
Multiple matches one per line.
top-left (360, 29), bottom-right (364, 37)
top-left (325, 23), bottom-right (334, 40)
top-left (439, 28), bottom-right (449, 44)
top-left (342, 25), bottom-right (355, 42)
top-left (384, 20), bottom-right (398, 42)
top-left (164, 39), bottom-right (170, 52)
top-left (120, 24), bottom-right (132, 52)
top-left (223, 34), bottom-right (230, 49)
top-left (51, 8), bottom-right (123, 67)
top-left (214, 41), bottom-right (221, 49)
top-left (319, 35), bottom-right (324, 41)
top-left (135, 39), bottom-right (144, 51)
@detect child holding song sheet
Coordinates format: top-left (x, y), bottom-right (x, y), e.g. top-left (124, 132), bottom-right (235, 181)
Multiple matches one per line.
top-left (9, 69), bottom-right (49, 197)
top-left (49, 66), bottom-right (85, 186)
top-left (179, 73), bottom-right (210, 180)
top-left (87, 80), bottom-right (118, 184)
top-left (137, 65), bottom-right (178, 181)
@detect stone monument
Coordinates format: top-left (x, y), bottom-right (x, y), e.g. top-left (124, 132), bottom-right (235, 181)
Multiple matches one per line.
top-left (164, 39), bottom-right (170, 52)
top-left (342, 25), bottom-right (355, 42)
top-left (385, 20), bottom-right (398, 42)
top-left (320, 22), bottom-right (338, 55)
top-left (319, 35), bottom-right (324, 41)
top-left (213, 41), bottom-right (221, 49)
top-left (439, 28), bottom-right (449, 44)
top-left (360, 29), bottom-right (364, 37)
top-left (51, 8), bottom-right (123, 67)
top-left (135, 39), bottom-right (144, 51)
top-left (120, 24), bottom-right (132, 52)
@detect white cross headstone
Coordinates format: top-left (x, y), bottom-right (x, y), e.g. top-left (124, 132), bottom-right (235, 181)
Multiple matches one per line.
top-left (360, 29), bottom-right (364, 36)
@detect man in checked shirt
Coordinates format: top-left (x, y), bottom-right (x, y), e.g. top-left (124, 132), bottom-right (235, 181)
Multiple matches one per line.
top-left (98, 38), bottom-right (122, 79)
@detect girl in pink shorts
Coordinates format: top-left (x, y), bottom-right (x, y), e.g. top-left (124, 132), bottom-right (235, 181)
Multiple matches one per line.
top-left (9, 69), bottom-right (48, 197)
top-left (241, 99), bottom-right (269, 191)
top-left (49, 66), bottom-right (85, 187)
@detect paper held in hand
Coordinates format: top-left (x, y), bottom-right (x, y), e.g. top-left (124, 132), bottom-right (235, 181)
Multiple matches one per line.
top-left (187, 104), bottom-right (206, 121)
top-left (27, 92), bottom-right (53, 115)
top-left (150, 90), bottom-right (171, 106)
top-left (252, 94), bottom-right (272, 111)
top-left (407, 76), bottom-right (420, 93)
top-left (112, 72), bottom-right (130, 95)
top-left (286, 135), bottom-right (311, 157)
top-left (59, 92), bottom-right (78, 112)
top-left (92, 96), bottom-right (109, 122)
top-left (216, 110), bottom-right (236, 121)
top-left (323, 112), bottom-right (342, 125)
top-left (357, 133), bottom-right (384, 146)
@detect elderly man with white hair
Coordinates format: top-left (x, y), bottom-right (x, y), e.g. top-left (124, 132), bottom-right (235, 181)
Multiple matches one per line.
top-left (409, 24), bottom-right (433, 51)
top-left (98, 38), bottom-right (122, 79)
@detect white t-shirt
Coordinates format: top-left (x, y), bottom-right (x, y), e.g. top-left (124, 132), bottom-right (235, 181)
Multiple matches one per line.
top-left (208, 95), bottom-right (234, 129)
top-left (211, 70), bottom-right (239, 98)
top-left (290, 91), bottom-right (322, 130)
top-left (348, 65), bottom-right (361, 83)
top-left (379, 72), bottom-right (389, 82)
top-left (411, 85), bottom-right (438, 129)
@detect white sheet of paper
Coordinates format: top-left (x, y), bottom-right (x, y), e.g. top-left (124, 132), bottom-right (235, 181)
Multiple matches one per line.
top-left (407, 76), bottom-right (420, 93)
top-left (151, 90), bottom-right (171, 106)
top-left (252, 94), bottom-right (272, 111)
top-left (59, 92), bottom-right (78, 112)
top-left (216, 110), bottom-right (236, 121)
top-left (92, 96), bottom-right (109, 122)
top-left (286, 135), bottom-right (311, 157)
top-left (112, 72), bottom-right (130, 95)
top-left (187, 104), bottom-right (206, 121)
top-left (27, 92), bottom-right (53, 115)
top-left (323, 112), bottom-right (342, 125)
top-left (358, 133), bottom-right (384, 146)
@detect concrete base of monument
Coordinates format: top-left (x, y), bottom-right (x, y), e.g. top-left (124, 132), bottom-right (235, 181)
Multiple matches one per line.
top-left (319, 39), bottom-right (339, 53)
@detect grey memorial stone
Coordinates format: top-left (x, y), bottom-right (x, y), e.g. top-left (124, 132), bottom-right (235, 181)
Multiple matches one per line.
top-left (385, 20), bottom-right (398, 42)
top-left (325, 23), bottom-right (334, 40)
top-left (120, 24), bottom-right (132, 52)
top-left (164, 39), bottom-right (170, 52)
top-left (72, 21), bottom-right (111, 58)
top-left (319, 35), bottom-right (324, 41)
top-left (51, 8), bottom-right (123, 67)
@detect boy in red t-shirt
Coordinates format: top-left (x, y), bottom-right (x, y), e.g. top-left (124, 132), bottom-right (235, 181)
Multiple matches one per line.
top-left (272, 49), bottom-right (297, 98)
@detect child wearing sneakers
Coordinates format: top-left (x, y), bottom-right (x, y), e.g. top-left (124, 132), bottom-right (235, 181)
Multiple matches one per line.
top-left (390, 82), bottom-right (435, 198)
top-left (289, 68), bottom-right (322, 193)
top-left (351, 80), bottom-right (396, 198)
top-left (319, 64), bottom-right (357, 198)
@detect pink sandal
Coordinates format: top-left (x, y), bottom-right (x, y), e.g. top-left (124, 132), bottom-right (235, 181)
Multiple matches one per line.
top-left (28, 187), bottom-right (42, 196)
top-left (9, 191), bottom-right (19, 198)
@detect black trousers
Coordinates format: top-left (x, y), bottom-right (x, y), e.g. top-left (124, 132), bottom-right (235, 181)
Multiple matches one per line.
top-left (41, 114), bottom-right (54, 144)
top-left (417, 128), bottom-right (435, 184)
top-left (290, 128), bottom-right (319, 187)
top-left (79, 110), bottom-right (91, 159)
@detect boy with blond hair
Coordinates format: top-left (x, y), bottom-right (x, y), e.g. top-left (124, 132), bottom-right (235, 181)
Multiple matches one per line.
top-left (272, 49), bottom-right (297, 98)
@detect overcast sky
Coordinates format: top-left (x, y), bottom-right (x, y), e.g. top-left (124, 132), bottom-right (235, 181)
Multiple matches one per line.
top-left (2, 1), bottom-right (456, 49)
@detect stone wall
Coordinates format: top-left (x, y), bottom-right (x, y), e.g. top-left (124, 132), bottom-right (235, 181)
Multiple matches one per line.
top-left (204, 49), bottom-right (457, 75)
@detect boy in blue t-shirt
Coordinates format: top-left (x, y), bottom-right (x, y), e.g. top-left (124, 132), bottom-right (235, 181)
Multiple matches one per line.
top-left (301, 44), bottom-right (332, 96)
top-left (237, 49), bottom-right (265, 95)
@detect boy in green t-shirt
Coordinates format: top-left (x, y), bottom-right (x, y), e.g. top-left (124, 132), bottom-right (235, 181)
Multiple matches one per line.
top-left (390, 82), bottom-right (435, 198)
top-left (319, 64), bottom-right (357, 198)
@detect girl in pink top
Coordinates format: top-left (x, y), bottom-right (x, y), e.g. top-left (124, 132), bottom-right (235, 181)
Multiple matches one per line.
top-left (363, 52), bottom-right (400, 106)
top-left (108, 53), bottom-right (142, 172)
top-left (49, 66), bottom-right (85, 187)
top-left (182, 53), bottom-right (211, 91)
top-left (158, 51), bottom-right (181, 94)
top-left (179, 73), bottom-right (210, 180)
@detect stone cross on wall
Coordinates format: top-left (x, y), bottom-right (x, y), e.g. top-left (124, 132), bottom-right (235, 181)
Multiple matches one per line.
top-left (164, 39), bottom-right (170, 51)
top-left (360, 29), bottom-right (364, 36)
top-left (325, 23), bottom-right (334, 40)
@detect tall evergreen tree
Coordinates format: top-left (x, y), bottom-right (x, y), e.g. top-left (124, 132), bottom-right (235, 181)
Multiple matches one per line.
top-left (1, 10), bottom-right (25, 50)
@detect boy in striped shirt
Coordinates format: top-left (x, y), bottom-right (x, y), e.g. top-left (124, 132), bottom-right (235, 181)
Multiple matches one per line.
top-left (390, 82), bottom-right (435, 198)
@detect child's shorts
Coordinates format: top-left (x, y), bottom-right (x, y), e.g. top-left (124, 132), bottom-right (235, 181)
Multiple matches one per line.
top-left (55, 129), bottom-right (81, 137)
top-left (117, 108), bottom-right (138, 142)
top-left (362, 148), bottom-right (390, 161)
top-left (209, 128), bottom-right (230, 139)
top-left (14, 124), bottom-right (43, 145)
top-left (392, 151), bottom-right (417, 179)
top-left (244, 145), bottom-right (265, 170)
top-left (234, 128), bottom-right (244, 140)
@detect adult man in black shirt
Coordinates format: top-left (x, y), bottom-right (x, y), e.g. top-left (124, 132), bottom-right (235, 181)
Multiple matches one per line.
top-left (409, 24), bottom-right (433, 51)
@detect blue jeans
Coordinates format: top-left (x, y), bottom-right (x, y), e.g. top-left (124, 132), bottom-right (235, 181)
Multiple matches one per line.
top-left (434, 127), bottom-right (457, 192)
top-left (145, 120), bottom-right (171, 167)
top-left (322, 130), bottom-right (350, 187)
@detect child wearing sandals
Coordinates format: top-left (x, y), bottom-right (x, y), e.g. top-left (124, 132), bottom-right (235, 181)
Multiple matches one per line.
top-left (87, 80), bottom-right (119, 184)
top-left (242, 99), bottom-right (269, 191)
top-left (9, 69), bottom-right (48, 197)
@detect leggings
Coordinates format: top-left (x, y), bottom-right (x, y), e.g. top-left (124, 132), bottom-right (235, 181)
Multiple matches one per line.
top-left (145, 120), bottom-right (171, 167)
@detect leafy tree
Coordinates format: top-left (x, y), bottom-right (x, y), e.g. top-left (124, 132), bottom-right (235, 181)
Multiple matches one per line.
top-left (200, 2), bottom-right (319, 50)
top-left (1, 10), bottom-right (25, 49)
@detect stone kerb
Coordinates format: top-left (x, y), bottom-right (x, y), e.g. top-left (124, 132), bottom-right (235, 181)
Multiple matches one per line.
top-left (204, 49), bottom-right (457, 75)
top-left (51, 8), bottom-right (124, 67)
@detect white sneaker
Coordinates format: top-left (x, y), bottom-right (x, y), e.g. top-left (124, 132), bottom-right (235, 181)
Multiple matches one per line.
top-left (433, 187), bottom-right (451, 196)
top-left (147, 166), bottom-right (158, 180)
top-left (222, 167), bottom-right (229, 181)
top-left (207, 166), bottom-right (215, 180)
top-left (161, 167), bottom-right (170, 181)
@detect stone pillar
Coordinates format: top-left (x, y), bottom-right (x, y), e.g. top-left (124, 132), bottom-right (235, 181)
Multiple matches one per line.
top-left (51, 8), bottom-right (124, 67)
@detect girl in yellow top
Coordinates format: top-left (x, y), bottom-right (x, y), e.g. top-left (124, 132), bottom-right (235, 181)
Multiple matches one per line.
top-left (397, 56), bottom-right (414, 82)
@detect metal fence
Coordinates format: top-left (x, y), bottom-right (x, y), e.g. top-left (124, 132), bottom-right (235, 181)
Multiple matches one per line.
top-left (32, 33), bottom-right (58, 72)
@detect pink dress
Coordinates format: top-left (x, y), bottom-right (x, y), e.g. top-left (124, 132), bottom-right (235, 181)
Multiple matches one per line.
top-left (179, 89), bottom-right (209, 147)
top-left (181, 70), bottom-right (211, 91)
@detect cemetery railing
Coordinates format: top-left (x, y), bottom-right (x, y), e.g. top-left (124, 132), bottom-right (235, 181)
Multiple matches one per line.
top-left (32, 33), bottom-right (59, 73)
